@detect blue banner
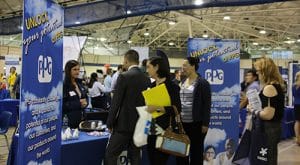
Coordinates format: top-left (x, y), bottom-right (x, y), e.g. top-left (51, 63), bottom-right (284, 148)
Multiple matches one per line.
top-left (288, 63), bottom-right (300, 106)
top-left (18, 0), bottom-right (64, 164)
top-left (188, 38), bottom-right (240, 164)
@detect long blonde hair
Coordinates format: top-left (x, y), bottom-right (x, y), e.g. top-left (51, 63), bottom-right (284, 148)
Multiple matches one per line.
top-left (254, 57), bottom-right (284, 87)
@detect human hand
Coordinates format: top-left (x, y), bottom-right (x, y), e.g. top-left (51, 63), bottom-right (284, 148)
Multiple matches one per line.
top-left (202, 126), bottom-right (208, 133)
top-left (146, 105), bottom-right (159, 113)
top-left (80, 99), bottom-right (87, 108)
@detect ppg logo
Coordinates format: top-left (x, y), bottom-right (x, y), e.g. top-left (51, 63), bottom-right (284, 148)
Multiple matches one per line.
top-left (205, 69), bottom-right (224, 85)
top-left (38, 55), bottom-right (52, 83)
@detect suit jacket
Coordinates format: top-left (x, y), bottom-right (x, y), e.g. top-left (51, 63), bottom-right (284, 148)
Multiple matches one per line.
top-left (106, 66), bottom-right (151, 133)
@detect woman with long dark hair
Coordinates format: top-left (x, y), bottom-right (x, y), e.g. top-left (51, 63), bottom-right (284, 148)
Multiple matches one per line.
top-left (88, 72), bottom-right (108, 109)
top-left (63, 60), bottom-right (88, 128)
top-left (145, 56), bottom-right (182, 165)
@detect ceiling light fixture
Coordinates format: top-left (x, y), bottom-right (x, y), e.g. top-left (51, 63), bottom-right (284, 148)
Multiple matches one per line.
top-left (169, 21), bottom-right (176, 25)
top-left (284, 40), bottom-right (295, 44)
top-left (194, 0), bottom-right (204, 5)
top-left (297, 39), bottom-right (300, 42)
top-left (144, 29), bottom-right (150, 36)
top-left (169, 42), bottom-right (175, 46)
top-left (259, 30), bottom-right (266, 34)
top-left (223, 16), bottom-right (231, 20)
top-left (253, 42), bottom-right (259, 46)
top-left (100, 37), bottom-right (107, 41)
top-left (127, 40), bottom-right (132, 44)
top-left (202, 34), bottom-right (208, 38)
top-left (75, 21), bottom-right (81, 24)
top-left (127, 10), bottom-right (132, 14)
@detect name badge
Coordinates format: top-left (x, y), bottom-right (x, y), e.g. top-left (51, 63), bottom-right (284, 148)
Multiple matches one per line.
top-left (69, 91), bottom-right (76, 96)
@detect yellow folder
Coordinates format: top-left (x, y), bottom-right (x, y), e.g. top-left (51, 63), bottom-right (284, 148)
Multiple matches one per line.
top-left (142, 83), bottom-right (171, 118)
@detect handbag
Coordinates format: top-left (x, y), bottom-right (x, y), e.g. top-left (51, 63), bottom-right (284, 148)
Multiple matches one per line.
top-left (249, 116), bottom-right (269, 165)
top-left (155, 106), bottom-right (190, 157)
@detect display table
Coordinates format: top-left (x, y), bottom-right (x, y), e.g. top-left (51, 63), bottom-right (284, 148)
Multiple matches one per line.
top-left (7, 131), bottom-right (109, 165)
top-left (0, 99), bottom-right (19, 126)
top-left (239, 107), bottom-right (295, 139)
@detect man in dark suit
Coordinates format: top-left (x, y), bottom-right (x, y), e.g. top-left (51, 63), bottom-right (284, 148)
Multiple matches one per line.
top-left (105, 50), bottom-right (151, 165)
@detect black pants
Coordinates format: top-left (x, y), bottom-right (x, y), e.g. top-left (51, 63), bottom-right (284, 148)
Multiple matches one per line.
top-left (147, 135), bottom-right (172, 165)
top-left (104, 131), bottom-right (141, 165)
top-left (177, 122), bottom-right (207, 165)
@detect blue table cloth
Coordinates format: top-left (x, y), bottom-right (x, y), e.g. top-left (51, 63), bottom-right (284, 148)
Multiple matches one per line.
top-left (0, 99), bottom-right (19, 126)
top-left (62, 132), bottom-right (109, 165)
top-left (8, 131), bottom-right (109, 165)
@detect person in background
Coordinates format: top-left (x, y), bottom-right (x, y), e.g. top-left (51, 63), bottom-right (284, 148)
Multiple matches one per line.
top-left (292, 71), bottom-right (300, 145)
top-left (8, 66), bottom-right (17, 98)
top-left (172, 69), bottom-right (181, 86)
top-left (215, 138), bottom-right (236, 165)
top-left (96, 69), bottom-right (104, 83)
top-left (104, 68), bottom-right (113, 108)
top-left (140, 59), bottom-right (148, 74)
top-left (240, 69), bottom-right (260, 109)
top-left (13, 74), bottom-right (21, 99)
top-left (250, 57), bottom-right (284, 165)
top-left (145, 56), bottom-right (182, 165)
top-left (104, 68), bottom-right (113, 91)
top-left (111, 65), bottom-right (123, 94)
top-left (88, 72), bottom-right (109, 109)
top-left (63, 60), bottom-right (88, 128)
top-left (204, 145), bottom-right (216, 165)
top-left (105, 50), bottom-right (150, 165)
top-left (177, 57), bottom-right (211, 165)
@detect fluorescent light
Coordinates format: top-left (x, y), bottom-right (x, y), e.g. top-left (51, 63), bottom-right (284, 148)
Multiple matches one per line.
top-left (253, 42), bottom-right (259, 46)
top-left (284, 40), bottom-right (295, 44)
top-left (297, 39), bottom-right (300, 42)
top-left (194, 0), bottom-right (204, 5)
top-left (169, 21), bottom-right (176, 25)
top-left (259, 30), bottom-right (266, 34)
top-left (202, 34), bottom-right (208, 38)
top-left (223, 16), bottom-right (231, 20)
top-left (287, 37), bottom-right (291, 40)
top-left (127, 40), bottom-right (132, 44)
top-left (100, 37), bottom-right (107, 41)
top-left (169, 42), bottom-right (175, 46)
top-left (127, 10), bottom-right (132, 14)
top-left (75, 21), bottom-right (81, 24)
top-left (144, 32), bottom-right (150, 36)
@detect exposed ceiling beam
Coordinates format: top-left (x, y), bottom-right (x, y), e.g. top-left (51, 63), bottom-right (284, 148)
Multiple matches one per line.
top-left (175, 11), bottom-right (223, 38)
top-left (147, 22), bottom-right (180, 46)
top-left (200, 6), bottom-right (300, 16)
top-left (203, 20), bottom-right (281, 44)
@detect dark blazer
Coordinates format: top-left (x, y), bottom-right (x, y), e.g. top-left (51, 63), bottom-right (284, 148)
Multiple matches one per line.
top-left (63, 79), bottom-right (88, 128)
top-left (106, 66), bottom-right (151, 133)
top-left (182, 76), bottom-right (211, 127)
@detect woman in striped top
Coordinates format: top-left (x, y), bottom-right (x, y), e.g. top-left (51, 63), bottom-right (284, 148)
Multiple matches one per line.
top-left (177, 57), bottom-right (212, 165)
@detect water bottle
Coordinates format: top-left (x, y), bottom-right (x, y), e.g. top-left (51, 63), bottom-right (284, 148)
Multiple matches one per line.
top-left (63, 115), bottom-right (69, 129)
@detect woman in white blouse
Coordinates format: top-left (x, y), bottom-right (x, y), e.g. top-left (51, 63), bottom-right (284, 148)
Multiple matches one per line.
top-left (88, 72), bottom-right (108, 109)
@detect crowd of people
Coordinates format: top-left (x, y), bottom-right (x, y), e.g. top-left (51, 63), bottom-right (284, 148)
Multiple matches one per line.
top-left (62, 49), bottom-right (293, 165)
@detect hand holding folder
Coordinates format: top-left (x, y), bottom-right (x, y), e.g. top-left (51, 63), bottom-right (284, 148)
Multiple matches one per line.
top-left (142, 83), bottom-right (171, 118)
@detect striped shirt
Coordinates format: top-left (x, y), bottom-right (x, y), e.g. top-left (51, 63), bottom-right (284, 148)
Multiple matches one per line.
top-left (180, 82), bottom-right (195, 123)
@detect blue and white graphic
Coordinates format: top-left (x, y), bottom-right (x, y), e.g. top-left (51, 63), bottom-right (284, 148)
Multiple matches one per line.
top-left (18, 0), bottom-right (64, 164)
top-left (188, 38), bottom-right (240, 159)
top-left (288, 63), bottom-right (300, 106)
